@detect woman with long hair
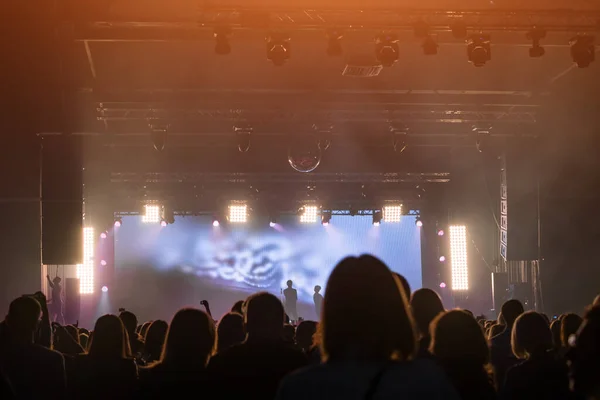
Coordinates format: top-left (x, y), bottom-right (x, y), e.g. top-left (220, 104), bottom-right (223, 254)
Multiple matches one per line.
top-left (142, 320), bottom-right (168, 364)
top-left (68, 314), bottom-right (137, 399)
top-left (276, 254), bottom-right (459, 400)
top-left (430, 310), bottom-right (497, 400)
top-left (215, 312), bottom-right (244, 354)
top-left (140, 308), bottom-right (215, 398)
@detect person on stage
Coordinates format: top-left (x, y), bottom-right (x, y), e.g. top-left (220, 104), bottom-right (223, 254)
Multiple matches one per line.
top-left (313, 285), bottom-right (323, 320)
top-left (46, 275), bottom-right (64, 324)
top-left (283, 280), bottom-right (298, 322)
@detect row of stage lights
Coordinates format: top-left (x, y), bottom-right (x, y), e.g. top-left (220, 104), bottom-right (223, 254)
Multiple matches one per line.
top-left (80, 206), bottom-right (468, 295)
top-left (213, 26), bottom-right (595, 68)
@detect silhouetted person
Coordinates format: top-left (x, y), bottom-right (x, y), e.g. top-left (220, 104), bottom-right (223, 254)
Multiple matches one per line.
top-left (393, 272), bottom-right (412, 299)
top-left (276, 255), bottom-right (459, 400)
top-left (550, 319), bottom-right (562, 350)
top-left (283, 280), bottom-right (298, 322)
top-left (140, 308), bottom-right (215, 399)
top-left (140, 321), bottom-right (152, 339)
top-left (216, 312), bottom-right (245, 354)
top-left (313, 286), bottom-right (323, 319)
top-left (0, 367), bottom-right (14, 400)
top-left (561, 313), bottom-right (583, 350)
top-left (568, 304), bottom-right (600, 400)
top-left (119, 310), bottom-right (144, 357)
top-left (0, 296), bottom-right (66, 400)
top-left (502, 311), bottom-right (570, 400)
top-left (142, 320), bottom-right (168, 364)
top-left (46, 275), bottom-right (64, 324)
top-left (231, 300), bottom-right (245, 315)
top-left (68, 314), bottom-right (138, 400)
top-left (490, 299), bottom-right (524, 389)
top-left (208, 292), bottom-right (307, 399)
top-left (410, 288), bottom-right (445, 358)
top-left (296, 320), bottom-right (318, 354)
top-left (430, 310), bottom-right (497, 400)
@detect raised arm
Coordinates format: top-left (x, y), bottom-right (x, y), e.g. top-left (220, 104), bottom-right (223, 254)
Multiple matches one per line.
top-left (46, 275), bottom-right (54, 288)
top-left (200, 300), bottom-right (213, 319)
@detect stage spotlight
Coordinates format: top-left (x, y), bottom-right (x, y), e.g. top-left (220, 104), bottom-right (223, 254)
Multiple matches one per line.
top-left (422, 35), bottom-right (439, 55)
top-left (375, 33), bottom-right (399, 67)
top-left (114, 218), bottom-right (122, 227)
top-left (416, 217), bottom-right (423, 227)
top-left (100, 232), bottom-right (107, 239)
top-left (392, 132), bottom-right (408, 153)
top-left (437, 229), bottom-right (445, 236)
top-left (269, 221), bottom-right (276, 228)
top-left (266, 32), bottom-right (291, 66)
top-left (77, 227), bottom-right (95, 294)
top-left (439, 282), bottom-right (447, 289)
top-left (467, 34), bottom-right (491, 67)
top-left (235, 128), bottom-right (251, 152)
top-left (228, 204), bottom-right (248, 223)
top-left (149, 125), bottom-right (168, 152)
top-left (101, 286), bottom-right (108, 293)
top-left (214, 27), bottom-right (232, 55)
top-left (383, 205), bottom-right (402, 222)
top-left (142, 204), bottom-right (161, 223)
top-left (326, 28), bottom-right (344, 56)
top-left (439, 256), bottom-right (446, 262)
top-left (449, 225), bottom-right (468, 291)
top-left (450, 20), bottom-right (468, 39)
top-left (160, 220), bottom-right (167, 227)
top-left (299, 205), bottom-right (318, 223)
top-left (321, 211), bottom-right (332, 226)
top-left (570, 35), bottom-right (595, 68)
top-left (526, 28), bottom-right (546, 58)
top-left (373, 210), bottom-right (383, 226)
top-left (212, 219), bottom-right (220, 227)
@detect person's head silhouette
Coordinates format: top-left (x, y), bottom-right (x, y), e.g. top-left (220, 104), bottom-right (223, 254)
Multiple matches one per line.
top-left (6, 296), bottom-right (42, 342)
top-left (119, 310), bottom-right (138, 336)
top-left (88, 314), bottom-right (131, 359)
top-left (245, 292), bottom-right (285, 340)
top-left (314, 285), bottom-right (321, 294)
top-left (161, 308), bottom-right (215, 367)
top-left (501, 299), bottom-right (524, 328)
top-left (53, 277), bottom-right (61, 284)
top-left (287, 280), bottom-right (293, 288)
top-left (511, 311), bottom-right (553, 359)
top-left (410, 288), bottom-right (445, 337)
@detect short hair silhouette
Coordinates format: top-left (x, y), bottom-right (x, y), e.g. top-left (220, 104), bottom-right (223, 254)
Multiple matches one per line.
top-left (245, 292), bottom-right (285, 337)
top-left (216, 312), bottom-right (245, 353)
top-left (561, 313), bottom-right (583, 347)
top-left (119, 311), bottom-right (138, 335)
top-left (501, 299), bottom-right (524, 327)
top-left (286, 280), bottom-right (293, 288)
top-left (511, 311), bottom-right (553, 359)
top-left (393, 272), bottom-right (411, 299)
top-left (161, 308), bottom-right (215, 367)
top-left (322, 254), bottom-right (416, 362)
top-left (296, 320), bottom-right (318, 352)
top-left (231, 300), bottom-right (245, 315)
top-left (88, 314), bottom-right (131, 359)
top-left (430, 310), bottom-right (489, 365)
top-left (144, 320), bottom-right (168, 362)
top-left (7, 296), bottom-right (42, 336)
top-left (314, 285), bottom-right (321, 293)
top-left (410, 288), bottom-right (445, 336)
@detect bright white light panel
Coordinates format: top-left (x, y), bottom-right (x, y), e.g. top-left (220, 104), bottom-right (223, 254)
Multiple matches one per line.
top-left (229, 204), bottom-right (248, 223)
top-left (142, 204), bottom-right (161, 223)
top-left (383, 205), bottom-right (403, 222)
top-left (449, 225), bottom-right (468, 291)
top-left (300, 205), bottom-right (318, 223)
top-left (77, 227), bottom-right (95, 294)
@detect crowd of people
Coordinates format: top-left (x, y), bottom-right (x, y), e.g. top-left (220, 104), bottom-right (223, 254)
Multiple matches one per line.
top-left (0, 254), bottom-right (599, 400)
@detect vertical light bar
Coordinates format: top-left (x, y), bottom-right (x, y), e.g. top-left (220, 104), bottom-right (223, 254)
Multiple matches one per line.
top-left (142, 204), bottom-right (161, 223)
top-left (449, 225), bottom-right (468, 291)
top-left (300, 205), bottom-right (318, 223)
top-left (228, 204), bottom-right (248, 223)
top-left (383, 205), bottom-right (403, 222)
top-left (77, 227), bottom-right (95, 294)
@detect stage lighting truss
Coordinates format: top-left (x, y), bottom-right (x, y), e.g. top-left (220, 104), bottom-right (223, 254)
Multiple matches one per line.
top-left (299, 205), bottom-right (319, 223)
top-left (570, 35), bottom-right (595, 68)
top-left (383, 205), bottom-right (403, 222)
top-left (78, 227), bottom-right (95, 295)
top-left (142, 204), bottom-right (162, 223)
top-left (266, 32), bottom-right (291, 66)
top-left (375, 32), bottom-right (400, 67)
top-left (467, 34), bottom-right (491, 67)
top-left (228, 203), bottom-right (248, 223)
top-left (449, 225), bottom-right (469, 291)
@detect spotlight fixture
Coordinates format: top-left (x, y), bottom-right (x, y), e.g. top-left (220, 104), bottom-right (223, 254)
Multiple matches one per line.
top-left (100, 260), bottom-right (107, 266)
top-left (299, 205), bottom-right (318, 223)
top-left (212, 217), bottom-right (220, 227)
top-left (375, 33), bottom-right (400, 67)
top-left (415, 216), bottom-right (423, 227)
top-left (321, 211), bottom-right (332, 226)
top-left (422, 35), bottom-right (439, 55)
top-left (467, 34), bottom-right (491, 67)
top-left (100, 232), bottom-right (107, 239)
top-left (268, 211), bottom-right (278, 227)
top-left (142, 204), bottom-right (162, 223)
top-left (439, 282), bottom-right (447, 289)
top-left (383, 205), bottom-right (402, 222)
top-left (392, 131), bottom-right (408, 153)
top-left (373, 210), bottom-right (383, 226)
top-left (570, 35), bottom-right (595, 68)
top-left (114, 218), bottom-right (122, 227)
top-left (325, 28), bottom-right (344, 56)
top-left (214, 26), bottom-right (232, 55)
top-left (437, 229), bottom-right (445, 236)
top-left (79, 227), bottom-right (95, 294)
top-left (413, 20), bottom-right (430, 39)
top-left (449, 225), bottom-right (469, 290)
top-left (266, 32), bottom-right (291, 66)
top-left (160, 220), bottom-right (167, 227)
top-left (450, 20), bottom-right (468, 39)
top-left (228, 204), bottom-right (248, 223)
top-left (526, 28), bottom-right (546, 58)
top-left (149, 123), bottom-right (168, 152)
top-left (235, 127), bottom-right (252, 152)
top-left (439, 256), bottom-right (446, 262)
top-left (101, 286), bottom-right (108, 293)
top-left (162, 206), bottom-right (175, 225)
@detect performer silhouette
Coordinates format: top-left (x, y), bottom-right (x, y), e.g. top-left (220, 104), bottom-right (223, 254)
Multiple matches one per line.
top-left (46, 275), bottom-right (64, 324)
top-left (283, 280), bottom-right (298, 322)
top-left (313, 285), bottom-right (323, 320)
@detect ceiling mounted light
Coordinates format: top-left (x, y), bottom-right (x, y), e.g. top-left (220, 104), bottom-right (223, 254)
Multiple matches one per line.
top-left (570, 35), bottom-right (595, 68)
top-left (422, 35), bottom-right (439, 55)
top-left (149, 123), bottom-right (168, 152)
top-left (214, 26), bottom-right (232, 55)
top-left (526, 28), bottom-right (546, 58)
top-left (326, 28), bottom-right (344, 56)
top-left (450, 20), bottom-right (468, 39)
top-left (375, 32), bottom-right (400, 67)
top-left (266, 32), bottom-right (291, 66)
top-left (467, 34), bottom-right (491, 67)
top-left (234, 126), bottom-right (252, 152)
